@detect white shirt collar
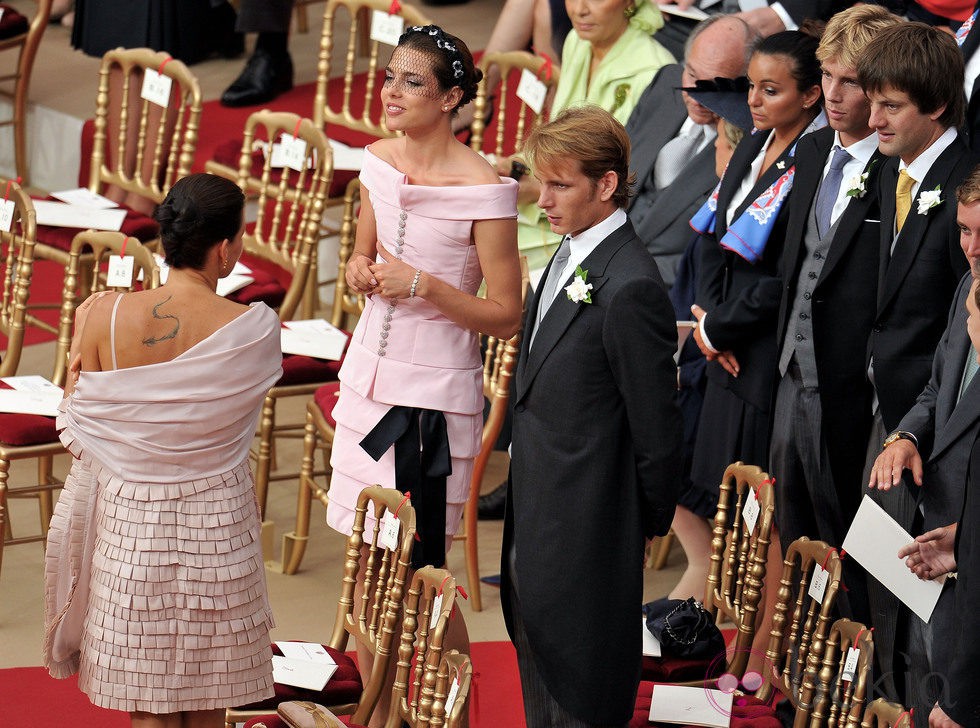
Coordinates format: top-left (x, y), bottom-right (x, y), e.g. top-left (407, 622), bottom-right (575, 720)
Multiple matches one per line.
top-left (899, 126), bottom-right (958, 183)
top-left (834, 129), bottom-right (878, 166)
top-left (548, 208), bottom-right (628, 298)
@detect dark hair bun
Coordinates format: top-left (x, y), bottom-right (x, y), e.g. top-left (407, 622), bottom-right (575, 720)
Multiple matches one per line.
top-left (153, 174), bottom-right (245, 270)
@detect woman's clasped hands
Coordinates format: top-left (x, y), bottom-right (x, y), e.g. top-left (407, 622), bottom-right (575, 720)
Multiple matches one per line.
top-left (346, 240), bottom-right (422, 300)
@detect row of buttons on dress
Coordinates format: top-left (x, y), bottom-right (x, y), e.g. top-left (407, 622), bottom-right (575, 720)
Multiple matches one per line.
top-left (378, 210), bottom-right (408, 357)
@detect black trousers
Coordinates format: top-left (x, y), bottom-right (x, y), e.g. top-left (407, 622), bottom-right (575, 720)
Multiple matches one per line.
top-left (237, 0), bottom-right (294, 33)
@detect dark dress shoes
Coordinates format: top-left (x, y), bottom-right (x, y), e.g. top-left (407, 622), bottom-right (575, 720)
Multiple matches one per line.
top-left (220, 48), bottom-right (294, 108)
top-left (477, 481), bottom-right (507, 520)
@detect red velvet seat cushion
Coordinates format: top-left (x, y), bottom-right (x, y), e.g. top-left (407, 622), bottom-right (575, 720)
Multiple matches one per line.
top-left (631, 683), bottom-right (781, 728)
top-left (641, 652), bottom-right (726, 683)
top-left (0, 381), bottom-right (59, 446)
top-left (227, 252), bottom-right (290, 309)
top-left (235, 643), bottom-right (362, 713)
top-left (0, 411), bottom-right (58, 446)
top-left (278, 329), bottom-right (350, 387)
top-left (313, 381), bottom-right (341, 429)
top-left (0, 5), bottom-right (29, 40)
top-left (32, 195), bottom-right (159, 253)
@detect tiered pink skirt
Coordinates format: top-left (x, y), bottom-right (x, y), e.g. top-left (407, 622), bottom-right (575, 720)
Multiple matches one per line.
top-left (77, 459), bottom-right (275, 713)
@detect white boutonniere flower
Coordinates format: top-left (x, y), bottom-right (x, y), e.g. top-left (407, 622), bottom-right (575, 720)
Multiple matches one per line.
top-left (845, 172), bottom-right (869, 198)
top-left (917, 185), bottom-right (943, 215)
top-left (776, 160), bottom-right (786, 170)
top-left (565, 266), bottom-right (593, 304)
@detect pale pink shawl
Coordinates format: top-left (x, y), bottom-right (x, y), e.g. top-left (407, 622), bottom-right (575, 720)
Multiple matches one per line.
top-left (43, 303), bottom-right (282, 678)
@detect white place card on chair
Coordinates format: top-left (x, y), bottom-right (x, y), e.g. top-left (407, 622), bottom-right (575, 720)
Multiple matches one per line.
top-left (51, 188), bottom-right (119, 209)
top-left (370, 9), bottom-right (404, 47)
top-left (140, 68), bottom-right (172, 109)
top-left (516, 69), bottom-right (547, 115)
top-left (642, 618), bottom-right (662, 657)
top-left (281, 319), bottom-right (349, 361)
top-left (648, 684), bottom-right (733, 727)
top-left (0, 199), bottom-right (14, 232)
top-left (272, 656), bottom-right (337, 691)
top-left (33, 200), bottom-right (126, 231)
top-left (842, 495), bottom-right (946, 623)
top-left (0, 376), bottom-right (63, 417)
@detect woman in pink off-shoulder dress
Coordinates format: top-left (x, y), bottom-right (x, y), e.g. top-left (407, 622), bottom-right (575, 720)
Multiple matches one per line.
top-left (44, 174), bottom-right (283, 728)
top-left (326, 24), bottom-right (522, 725)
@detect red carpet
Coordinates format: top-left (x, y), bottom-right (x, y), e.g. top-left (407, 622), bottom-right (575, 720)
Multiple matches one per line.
top-left (0, 641), bottom-right (526, 728)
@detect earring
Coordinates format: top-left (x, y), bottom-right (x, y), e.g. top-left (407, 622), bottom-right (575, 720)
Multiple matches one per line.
top-left (803, 103), bottom-right (809, 109)
top-left (442, 105), bottom-right (450, 112)
top-left (624, 3), bottom-right (637, 18)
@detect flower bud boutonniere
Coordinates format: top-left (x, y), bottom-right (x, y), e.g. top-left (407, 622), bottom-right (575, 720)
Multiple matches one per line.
top-left (846, 160), bottom-right (876, 198)
top-left (565, 266), bottom-right (593, 304)
top-left (917, 185), bottom-right (943, 215)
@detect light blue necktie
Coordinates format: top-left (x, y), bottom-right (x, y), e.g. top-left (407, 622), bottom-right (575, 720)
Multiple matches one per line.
top-left (814, 146), bottom-right (851, 237)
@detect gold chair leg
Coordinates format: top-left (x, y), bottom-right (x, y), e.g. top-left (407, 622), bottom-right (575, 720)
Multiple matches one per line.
top-left (255, 393), bottom-right (276, 519)
top-left (37, 455), bottom-right (55, 536)
top-left (653, 529), bottom-right (675, 570)
top-left (463, 483), bottom-right (482, 612)
top-left (0, 458), bottom-right (9, 579)
top-left (282, 414), bottom-right (318, 575)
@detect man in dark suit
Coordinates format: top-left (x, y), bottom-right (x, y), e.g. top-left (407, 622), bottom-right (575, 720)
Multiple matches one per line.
top-left (771, 5), bottom-right (901, 627)
top-left (869, 170), bottom-right (980, 720)
top-left (857, 21), bottom-right (973, 711)
top-left (625, 14), bottom-right (756, 287)
top-left (956, 1), bottom-right (980, 149)
top-left (501, 106), bottom-right (681, 728)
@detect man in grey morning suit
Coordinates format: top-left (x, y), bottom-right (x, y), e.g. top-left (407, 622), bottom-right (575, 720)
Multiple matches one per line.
top-left (502, 107), bottom-right (681, 728)
top-left (624, 15), bottom-right (756, 287)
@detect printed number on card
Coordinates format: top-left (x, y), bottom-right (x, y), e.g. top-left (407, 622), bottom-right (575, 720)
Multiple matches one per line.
top-left (445, 676), bottom-right (461, 715)
top-left (271, 134), bottom-right (308, 172)
top-left (842, 647), bottom-right (860, 682)
top-left (742, 488), bottom-right (760, 533)
top-left (106, 255), bottom-right (135, 287)
top-left (0, 199), bottom-right (15, 233)
top-left (516, 69), bottom-right (547, 115)
top-left (141, 69), bottom-right (172, 108)
top-left (430, 593), bottom-right (444, 631)
top-left (370, 10), bottom-right (405, 46)
top-left (379, 512), bottom-right (400, 552)
top-left (808, 563), bottom-right (829, 603)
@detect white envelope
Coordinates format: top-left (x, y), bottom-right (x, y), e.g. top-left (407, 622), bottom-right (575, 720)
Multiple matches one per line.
top-left (51, 188), bottom-right (119, 209)
top-left (0, 388), bottom-right (63, 417)
top-left (281, 319), bottom-right (349, 361)
top-left (275, 640), bottom-right (337, 665)
top-left (33, 199), bottom-right (127, 231)
top-left (842, 495), bottom-right (946, 623)
top-left (271, 655), bottom-right (337, 691)
top-left (328, 139), bottom-right (365, 172)
top-left (642, 618), bottom-right (662, 657)
top-left (648, 684), bottom-right (733, 727)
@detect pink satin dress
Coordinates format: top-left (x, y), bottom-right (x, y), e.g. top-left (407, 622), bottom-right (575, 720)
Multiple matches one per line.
top-left (326, 149), bottom-right (518, 546)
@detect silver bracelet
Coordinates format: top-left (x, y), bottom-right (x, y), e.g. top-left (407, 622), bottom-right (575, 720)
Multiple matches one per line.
top-left (409, 269), bottom-right (422, 298)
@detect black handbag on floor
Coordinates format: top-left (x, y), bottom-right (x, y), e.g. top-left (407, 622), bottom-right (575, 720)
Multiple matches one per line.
top-left (643, 596), bottom-right (726, 660)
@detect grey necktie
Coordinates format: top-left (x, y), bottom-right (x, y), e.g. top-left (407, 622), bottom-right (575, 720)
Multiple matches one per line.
top-left (532, 237), bottom-right (571, 344)
top-left (814, 146), bottom-right (851, 236)
top-left (654, 127), bottom-right (703, 190)
top-left (959, 345), bottom-right (979, 402)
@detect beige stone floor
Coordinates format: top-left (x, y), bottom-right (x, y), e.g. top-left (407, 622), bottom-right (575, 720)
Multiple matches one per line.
top-left (0, 0), bottom-right (687, 670)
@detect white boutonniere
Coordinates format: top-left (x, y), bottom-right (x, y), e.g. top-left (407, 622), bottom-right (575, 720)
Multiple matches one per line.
top-left (917, 185), bottom-right (943, 215)
top-left (776, 160), bottom-right (786, 170)
top-left (565, 266), bottom-right (593, 304)
top-left (846, 160), bottom-right (875, 198)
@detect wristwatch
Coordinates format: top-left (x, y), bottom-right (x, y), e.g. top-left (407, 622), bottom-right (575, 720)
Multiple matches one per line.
top-left (882, 431), bottom-right (917, 450)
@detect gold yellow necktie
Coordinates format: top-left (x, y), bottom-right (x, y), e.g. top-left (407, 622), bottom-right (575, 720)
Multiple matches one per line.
top-left (896, 169), bottom-right (915, 232)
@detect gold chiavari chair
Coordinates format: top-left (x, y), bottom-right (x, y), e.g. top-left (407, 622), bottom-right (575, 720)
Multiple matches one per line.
top-left (207, 109), bottom-right (334, 521)
top-left (28, 48), bottom-right (200, 334)
top-left (0, 228), bottom-right (159, 583)
top-left (225, 486), bottom-right (417, 728)
top-left (241, 566), bottom-right (458, 728)
top-left (469, 50), bottom-right (560, 158)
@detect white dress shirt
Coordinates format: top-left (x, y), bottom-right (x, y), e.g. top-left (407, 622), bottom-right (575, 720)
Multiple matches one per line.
top-left (822, 130), bottom-right (879, 228)
top-left (540, 208), bottom-right (628, 309)
top-left (893, 126), bottom-right (959, 243)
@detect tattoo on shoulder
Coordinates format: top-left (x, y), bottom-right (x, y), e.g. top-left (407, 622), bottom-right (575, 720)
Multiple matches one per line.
top-left (142, 295), bottom-right (180, 346)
